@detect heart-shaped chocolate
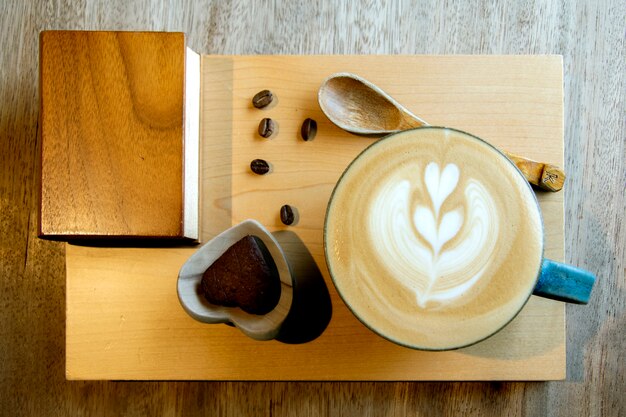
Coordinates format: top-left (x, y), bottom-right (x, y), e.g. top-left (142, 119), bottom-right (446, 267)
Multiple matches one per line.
top-left (201, 235), bottom-right (281, 315)
top-left (177, 219), bottom-right (294, 340)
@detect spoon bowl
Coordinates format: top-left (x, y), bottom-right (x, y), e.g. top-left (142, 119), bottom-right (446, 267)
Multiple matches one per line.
top-left (318, 72), bottom-right (427, 136)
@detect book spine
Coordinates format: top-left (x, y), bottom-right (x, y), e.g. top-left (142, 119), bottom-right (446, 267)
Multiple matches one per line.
top-left (184, 47), bottom-right (201, 240)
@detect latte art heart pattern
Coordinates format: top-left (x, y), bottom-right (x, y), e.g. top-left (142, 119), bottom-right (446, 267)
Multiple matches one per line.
top-left (369, 162), bottom-right (499, 309)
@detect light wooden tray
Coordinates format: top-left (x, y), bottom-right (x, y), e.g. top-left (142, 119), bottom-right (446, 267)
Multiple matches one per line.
top-left (66, 55), bottom-right (565, 380)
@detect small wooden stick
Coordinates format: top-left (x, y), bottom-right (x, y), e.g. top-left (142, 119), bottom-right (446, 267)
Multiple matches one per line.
top-left (503, 152), bottom-right (566, 192)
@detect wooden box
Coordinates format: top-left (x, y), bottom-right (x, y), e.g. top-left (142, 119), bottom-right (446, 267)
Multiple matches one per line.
top-left (39, 31), bottom-right (199, 240)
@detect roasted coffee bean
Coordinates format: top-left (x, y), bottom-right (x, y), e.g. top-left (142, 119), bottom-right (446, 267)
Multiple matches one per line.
top-left (252, 90), bottom-right (274, 109)
top-left (258, 118), bottom-right (276, 138)
top-left (250, 159), bottom-right (271, 175)
top-left (300, 118), bottom-right (317, 141)
top-left (280, 204), bottom-right (296, 225)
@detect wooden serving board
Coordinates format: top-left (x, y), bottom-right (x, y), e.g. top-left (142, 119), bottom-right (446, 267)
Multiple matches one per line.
top-left (66, 55), bottom-right (565, 380)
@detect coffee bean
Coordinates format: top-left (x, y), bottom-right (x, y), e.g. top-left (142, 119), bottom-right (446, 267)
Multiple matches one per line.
top-left (300, 118), bottom-right (317, 141)
top-left (252, 90), bottom-right (273, 109)
top-left (258, 118), bottom-right (276, 138)
top-left (250, 159), bottom-right (271, 175)
top-left (280, 205), bottom-right (296, 225)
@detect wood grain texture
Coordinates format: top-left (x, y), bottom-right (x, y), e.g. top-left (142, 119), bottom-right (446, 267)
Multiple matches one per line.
top-left (1, 0), bottom-right (624, 416)
top-left (66, 55), bottom-right (565, 381)
top-left (39, 31), bottom-right (187, 238)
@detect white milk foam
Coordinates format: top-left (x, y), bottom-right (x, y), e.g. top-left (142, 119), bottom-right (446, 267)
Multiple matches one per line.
top-left (369, 162), bottom-right (499, 308)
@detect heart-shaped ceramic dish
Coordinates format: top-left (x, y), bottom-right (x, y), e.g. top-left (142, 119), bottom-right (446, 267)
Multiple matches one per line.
top-left (177, 219), bottom-right (294, 341)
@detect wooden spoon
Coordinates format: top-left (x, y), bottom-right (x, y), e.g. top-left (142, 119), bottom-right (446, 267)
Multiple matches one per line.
top-left (318, 72), bottom-right (565, 192)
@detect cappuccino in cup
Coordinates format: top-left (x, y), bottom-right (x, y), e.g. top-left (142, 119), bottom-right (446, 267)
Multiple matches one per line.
top-left (324, 127), bottom-right (545, 349)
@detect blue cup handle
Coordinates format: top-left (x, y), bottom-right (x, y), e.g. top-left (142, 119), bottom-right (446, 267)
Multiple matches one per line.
top-left (533, 259), bottom-right (595, 304)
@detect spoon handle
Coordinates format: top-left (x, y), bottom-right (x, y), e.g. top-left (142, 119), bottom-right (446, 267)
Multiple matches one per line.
top-left (503, 152), bottom-right (565, 192)
top-left (408, 118), bottom-right (565, 191)
top-left (414, 120), bottom-right (565, 191)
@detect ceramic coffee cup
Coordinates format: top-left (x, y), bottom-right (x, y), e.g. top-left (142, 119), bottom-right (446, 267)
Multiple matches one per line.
top-left (324, 127), bottom-right (595, 350)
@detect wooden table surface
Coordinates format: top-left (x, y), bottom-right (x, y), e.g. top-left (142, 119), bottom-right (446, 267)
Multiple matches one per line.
top-left (0, 1), bottom-right (623, 415)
